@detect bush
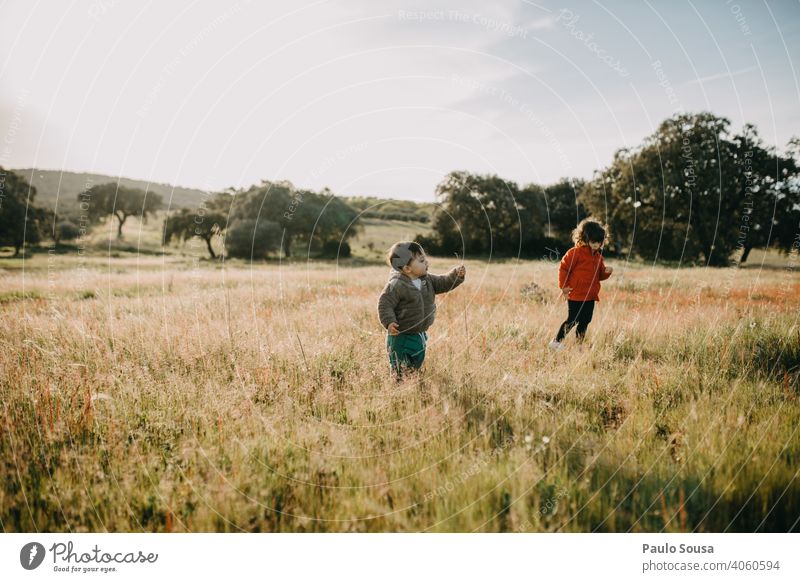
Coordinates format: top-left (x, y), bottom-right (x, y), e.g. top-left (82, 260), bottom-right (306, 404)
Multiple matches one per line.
top-left (224, 219), bottom-right (282, 259)
top-left (319, 240), bottom-right (351, 258)
top-left (55, 220), bottom-right (80, 243)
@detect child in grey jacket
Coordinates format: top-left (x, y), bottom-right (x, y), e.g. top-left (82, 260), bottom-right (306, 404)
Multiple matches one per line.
top-left (377, 241), bottom-right (466, 377)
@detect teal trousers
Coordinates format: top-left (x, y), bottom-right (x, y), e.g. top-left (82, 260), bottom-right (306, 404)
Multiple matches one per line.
top-left (386, 331), bottom-right (428, 376)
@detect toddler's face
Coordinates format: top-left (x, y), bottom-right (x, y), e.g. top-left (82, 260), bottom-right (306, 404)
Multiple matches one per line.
top-left (589, 240), bottom-right (603, 251)
top-left (403, 253), bottom-right (429, 278)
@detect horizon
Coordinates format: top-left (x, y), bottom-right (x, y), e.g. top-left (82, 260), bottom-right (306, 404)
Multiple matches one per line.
top-left (2, 0), bottom-right (799, 201)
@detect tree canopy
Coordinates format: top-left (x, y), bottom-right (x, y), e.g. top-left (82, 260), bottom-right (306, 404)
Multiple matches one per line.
top-left (417, 171), bottom-right (549, 258)
top-left (580, 112), bottom-right (800, 265)
top-left (0, 168), bottom-right (47, 256)
top-left (80, 183), bottom-right (162, 239)
top-left (163, 193), bottom-right (230, 258)
top-left (225, 180), bottom-right (361, 258)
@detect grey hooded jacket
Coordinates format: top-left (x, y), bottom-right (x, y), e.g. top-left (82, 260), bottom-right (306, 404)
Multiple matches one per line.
top-left (377, 267), bottom-right (465, 334)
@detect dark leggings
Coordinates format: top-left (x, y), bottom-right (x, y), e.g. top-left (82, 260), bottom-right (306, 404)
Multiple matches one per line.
top-left (555, 300), bottom-right (595, 342)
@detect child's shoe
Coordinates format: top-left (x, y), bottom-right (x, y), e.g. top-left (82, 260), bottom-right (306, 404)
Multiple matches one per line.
top-left (548, 340), bottom-right (566, 351)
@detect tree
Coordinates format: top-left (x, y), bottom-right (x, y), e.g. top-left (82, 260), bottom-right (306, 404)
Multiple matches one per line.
top-left (421, 171), bottom-right (546, 257)
top-left (162, 193), bottom-right (231, 258)
top-left (227, 181), bottom-right (360, 258)
top-left (0, 168), bottom-right (46, 256)
top-left (80, 183), bottom-right (162, 239)
top-left (301, 188), bottom-right (362, 255)
top-left (580, 112), bottom-right (800, 265)
top-left (730, 128), bottom-right (800, 263)
top-left (541, 178), bottom-right (588, 240)
top-left (224, 218), bottom-right (282, 259)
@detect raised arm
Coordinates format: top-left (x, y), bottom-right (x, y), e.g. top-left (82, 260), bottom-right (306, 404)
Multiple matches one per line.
top-left (427, 266), bottom-right (465, 295)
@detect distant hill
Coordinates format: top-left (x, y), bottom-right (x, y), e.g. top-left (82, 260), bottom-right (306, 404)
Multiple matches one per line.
top-left (11, 168), bottom-right (437, 223)
top-left (10, 169), bottom-right (210, 210)
top-left (343, 196), bottom-right (435, 223)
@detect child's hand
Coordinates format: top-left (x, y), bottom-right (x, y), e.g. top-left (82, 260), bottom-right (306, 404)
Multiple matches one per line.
top-left (455, 265), bottom-right (466, 278)
top-left (560, 287), bottom-right (572, 301)
top-left (387, 322), bottom-right (399, 336)
top-left (605, 266), bottom-right (613, 275)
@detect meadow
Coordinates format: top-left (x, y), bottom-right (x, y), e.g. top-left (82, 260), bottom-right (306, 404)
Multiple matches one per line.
top-left (1, 234), bottom-right (799, 532)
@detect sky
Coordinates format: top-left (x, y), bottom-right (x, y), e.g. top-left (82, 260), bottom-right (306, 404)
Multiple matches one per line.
top-left (1, 0), bottom-right (799, 201)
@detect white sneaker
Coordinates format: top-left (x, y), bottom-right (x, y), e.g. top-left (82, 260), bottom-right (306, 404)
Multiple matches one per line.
top-left (548, 340), bottom-right (565, 351)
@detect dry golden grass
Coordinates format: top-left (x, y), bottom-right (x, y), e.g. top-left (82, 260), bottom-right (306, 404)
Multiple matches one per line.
top-left (1, 248), bottom-right (799, 532)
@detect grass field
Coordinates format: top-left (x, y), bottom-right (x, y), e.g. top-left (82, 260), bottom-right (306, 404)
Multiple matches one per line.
top-left (1, 240), bottom-right (799, 532)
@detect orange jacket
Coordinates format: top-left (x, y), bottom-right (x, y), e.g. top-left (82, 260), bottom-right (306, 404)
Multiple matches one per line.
top-left (558, 245), bottom-right (611, 301)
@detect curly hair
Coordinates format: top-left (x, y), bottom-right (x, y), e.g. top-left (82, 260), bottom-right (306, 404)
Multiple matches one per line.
top-left (571, 219), bottom-right (608, 247)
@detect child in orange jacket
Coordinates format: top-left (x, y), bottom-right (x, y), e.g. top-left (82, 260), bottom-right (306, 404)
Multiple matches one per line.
top-left (549, 219), bottom-right (613, 349)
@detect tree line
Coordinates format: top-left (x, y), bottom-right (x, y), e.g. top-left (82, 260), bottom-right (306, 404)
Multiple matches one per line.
top-left (0, 173), bottom-right (361, 259)
top-left (163, 180), bottom-right (361, 259)
top-left (419, 112), bottom-right (800, 265)
top-left (3, 112), bottom-right (798, 264)
top-left (0, 174), bottom-right (166, 255)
